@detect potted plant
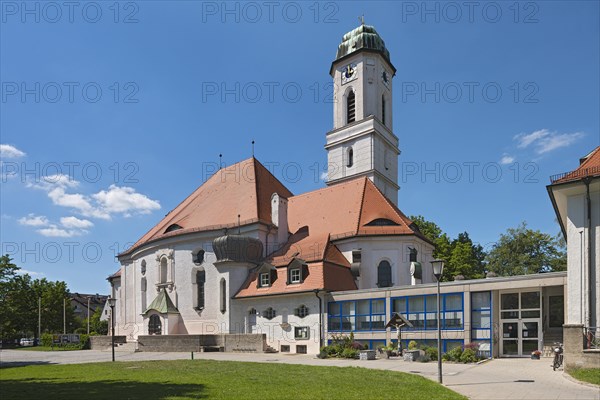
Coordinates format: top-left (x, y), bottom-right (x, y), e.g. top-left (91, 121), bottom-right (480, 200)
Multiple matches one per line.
top-left (531, 350), bottom-right (541, 360)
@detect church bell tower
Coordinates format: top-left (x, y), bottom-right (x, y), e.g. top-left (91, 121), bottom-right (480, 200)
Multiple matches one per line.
top-left (325, 24), bottom-right (400, 205)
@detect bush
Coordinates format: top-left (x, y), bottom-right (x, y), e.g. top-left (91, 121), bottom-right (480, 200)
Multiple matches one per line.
top-left (419, 354), bottom-right (431, 363)
top-left (39, 333), bottom-right (90, 349)
top-left (442, 346), bottom-right (463, 362)
top-left (408, 340), bottom-right (418, 350)
top-left (424, 346), bottom-right (438, 361)
top-left (41, 333), bottom-right (53, 347)
top-left (459, 348), bottom-right (477, 363)
top-left (341, 348), bottom-right (359, 359)
top-left (317, 349), bottom-right (328, 359)
top-left (74, 328), bottom-right (87, 335)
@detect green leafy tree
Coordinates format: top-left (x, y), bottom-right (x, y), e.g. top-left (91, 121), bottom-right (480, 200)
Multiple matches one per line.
top-left (486, 222), bottom-right (566, 276)
top-left (90, 306), bottom-right (108, 335)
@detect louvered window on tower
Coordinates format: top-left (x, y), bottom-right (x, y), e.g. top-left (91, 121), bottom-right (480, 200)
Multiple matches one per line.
top-left (382, 95), bottom-right (386, 126)
top-left (347, 91), bottom-right (356, 123)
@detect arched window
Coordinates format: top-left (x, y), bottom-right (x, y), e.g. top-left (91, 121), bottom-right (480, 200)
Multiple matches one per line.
top-left (164, 224), bottom-right (182, 233)
top-left (160, 257), bottom-right (168, 283)
top-left (140, 277), bottom-right (147, 313)
top-left (196, 269), bottom-right (205, 310)
top-left (149, 314), bottom-right (161, 335)
top-left (382, 95), bottom-right (386, 126)
top-left (193, 249), bottom-right (205, 265)
top-left (141, 259), bottom-right (146, 275)
top-left (347, 91), bottom-right (356, 123)
top-left (377, 260), bottom-right (392, 288)
top-left (347, 147), bottom-right (354, 168)
top-left (220, 278), bottom-right (226, 314)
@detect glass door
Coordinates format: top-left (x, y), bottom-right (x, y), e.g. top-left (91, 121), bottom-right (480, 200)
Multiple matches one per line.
top-left (500, 291), bottom-right (542, 357)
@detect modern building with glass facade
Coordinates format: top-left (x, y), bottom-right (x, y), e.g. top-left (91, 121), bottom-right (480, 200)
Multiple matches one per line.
top-left (327, 272), bottom-right (566, 358)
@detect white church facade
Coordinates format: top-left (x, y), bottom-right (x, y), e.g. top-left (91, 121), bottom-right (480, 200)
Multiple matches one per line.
top-left (107, 25), bottom-right (576, 358)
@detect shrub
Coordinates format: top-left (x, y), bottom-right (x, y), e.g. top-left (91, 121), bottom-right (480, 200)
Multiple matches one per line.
top-left (419, 354), bottom-right (431, 363)
top-left (424, 346), bottom-right (438, 361)
top-left (408, 340), bottom-right (418, 350)
top-left (350, 341), bottom-right (363, 350)
top-left (41, 333), bottom-right (53, 347)
top-left (74, 328), bottom-right (87, 335)
top-left (317, 349), bottom-right (328, 359)
top-left (443, 346), bottom-right (463, 362)
top-left (341, 348), bottom-right (359, 359)
top-left (459, 348), bottom-right (477, 363)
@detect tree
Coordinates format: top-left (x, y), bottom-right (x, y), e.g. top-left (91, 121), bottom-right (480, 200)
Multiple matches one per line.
top-left (0, 254), bottom-right (18, 282)
top-left (410, 216), bottom-right (485, 281)
top-left (90, 306), bottom-right (108, 335)
top-left (486, 222), bottom-right (566, 276)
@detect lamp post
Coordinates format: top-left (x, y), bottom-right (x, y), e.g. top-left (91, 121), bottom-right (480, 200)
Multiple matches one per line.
top-left (431, 260), bottom-right (445, 384)
top-left (108, 297), bottom-right (116, 362)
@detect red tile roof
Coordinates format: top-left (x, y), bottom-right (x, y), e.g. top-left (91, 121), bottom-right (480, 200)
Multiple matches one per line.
top-left (120, 158), bottom-right (292, 257)
top-left (550, 146), bottom-right (600, 184)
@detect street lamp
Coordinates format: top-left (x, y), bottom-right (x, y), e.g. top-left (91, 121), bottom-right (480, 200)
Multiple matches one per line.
top-left (431, 259), bottom-right (445, 384)
top-left (108, 297), bottom-right (117, 362)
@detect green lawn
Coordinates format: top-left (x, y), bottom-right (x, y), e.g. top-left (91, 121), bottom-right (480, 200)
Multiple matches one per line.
top-left (568, 368), bottom-right (600, 386)
top-left (0, 359), bottom-right (465, 400)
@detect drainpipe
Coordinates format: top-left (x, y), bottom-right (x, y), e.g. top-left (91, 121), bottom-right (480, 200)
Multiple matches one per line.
top-left (583, 177), bottom-right (594, 328)
top-left (314, 290), bottom-right (323, 349)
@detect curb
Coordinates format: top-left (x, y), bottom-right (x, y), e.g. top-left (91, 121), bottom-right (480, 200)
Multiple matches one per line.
top-left (562, 371), bottom-right (600, 389)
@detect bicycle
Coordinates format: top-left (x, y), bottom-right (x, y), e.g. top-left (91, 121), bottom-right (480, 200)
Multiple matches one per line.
top-left (552, 342), bottom-right (563, 371)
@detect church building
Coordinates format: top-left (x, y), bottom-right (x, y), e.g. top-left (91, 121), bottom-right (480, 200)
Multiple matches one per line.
top-left (109, 24), bottom-right (436, 354)
top-left (107, 25), bottom-right (571, 358)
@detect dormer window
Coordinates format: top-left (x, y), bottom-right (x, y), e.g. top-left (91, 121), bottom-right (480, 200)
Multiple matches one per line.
top-left (290, 268), bottom-right (301, 284)
top-left (164, 224), bottom-right (182, 233)
top-left (260, 272), bottom-right (271, 287)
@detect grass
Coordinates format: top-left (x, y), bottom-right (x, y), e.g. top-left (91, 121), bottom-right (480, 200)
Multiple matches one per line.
top-left (0, 359), bottom-right (465, 400)
top-left (567, 368), bottom-right (600, 386)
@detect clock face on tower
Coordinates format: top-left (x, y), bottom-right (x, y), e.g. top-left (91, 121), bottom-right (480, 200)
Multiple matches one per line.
top-left (341, 63), bottom-right (357, 84)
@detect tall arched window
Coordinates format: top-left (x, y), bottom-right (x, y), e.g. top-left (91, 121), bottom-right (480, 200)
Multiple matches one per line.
top-left (347, 91), bottom-right (356, 123)
top-left (377, 260), bottom-right (392, 288)
top-left (196, 269), bottom-right (205, 310)
top-left (141, 277), bottom-right (147, 311)
top-left (149, 314), bottom-right (161, 335)
top-left (220, 278), bottom-right (227, 314)
top-left (382, 95), bottom-right (386, 126)
top-left (160, 257), bottom-right (168, 283)
top-left (347, 147), bottom-right (354, 168)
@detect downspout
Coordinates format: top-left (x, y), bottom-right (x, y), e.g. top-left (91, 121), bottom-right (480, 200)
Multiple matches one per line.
top-left (314, 290), bottom-right (323, 349)
top-left (583, 177), bottom-right (594, 328)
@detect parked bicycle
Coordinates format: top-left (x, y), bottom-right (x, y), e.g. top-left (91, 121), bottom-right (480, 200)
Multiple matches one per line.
top-left (552, 342), bottom-right (563, 371)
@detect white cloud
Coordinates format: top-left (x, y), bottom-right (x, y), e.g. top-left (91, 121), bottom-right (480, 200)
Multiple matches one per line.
top-left (60, 216), bottom-right (94, 229)
top-left (17, 269), bottom-right (45, 277)
top-left (514, 129), bottom-right (584, 154)
top-left (92, 185), bottom-right (161, 216)
top-left (499, 155), bottom-right (515, 165)
top-left (0, 144), bottom-right (26, 158)
top-left (18, 214), bottom-right (50, 227)
top-left (27, 174), bottom-right (79, 191)
top-left (37, 226), bottom-right (84, 238)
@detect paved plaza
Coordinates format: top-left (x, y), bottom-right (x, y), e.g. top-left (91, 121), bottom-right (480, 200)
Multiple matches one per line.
top-left (1, 350), bottom-right (598, 400)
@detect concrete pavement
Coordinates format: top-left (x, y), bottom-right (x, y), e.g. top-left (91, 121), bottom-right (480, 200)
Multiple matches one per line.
top-left (1, 350), bottom-right (598, 400)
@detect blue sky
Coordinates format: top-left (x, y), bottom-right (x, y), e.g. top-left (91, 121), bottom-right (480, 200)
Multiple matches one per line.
top-left (1, 1), bottom-right (599, 294)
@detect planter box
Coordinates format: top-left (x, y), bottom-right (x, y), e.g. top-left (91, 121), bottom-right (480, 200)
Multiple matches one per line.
top-left (359, 350), bottom-right (376, 360)
top-left (403, 350), bottom-right (420, 362)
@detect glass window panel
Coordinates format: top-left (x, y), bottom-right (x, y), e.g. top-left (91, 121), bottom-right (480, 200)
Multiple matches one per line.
top-left (471, 329), bottom-right (491, 340)
top-left (371, 315), bottom-right (385, 329)
top-left (521, 310), bottom-right (540, 318)
top-left (444, 311), bottom-right (463, 329)
top-left (445, 340), bottom-right (463, 352)
top-left (328, 302), bottom-right (339, 316)
top-left (501, 293), bottom-right (519, 310)
top-left (408, 313), bottom-right (424, 329)
top-left (502, 322), bottom-right (518, 339)
top-left (549, 296), bottom-right (564, 328)
top-left (521, 291), bottom-right (540, 309)
top-left (522, 340), bottom-right (538, 353)
top-left (522, 321), bottom-right (538, 339)
top-left (471, 292), bottom-right (491, 309)
top-left (502, 340), bottom-right (518, 355)
top-left (341, 302), bottom-right (354, 316)
top-left (445, 294), bottom-right (462, 310)
top-left (501, 311), bottom-right (519, 319)
top-left (372, 299), bottom-right (385, 314)
top-left (409, 296), bottom-right (425, 312)
top-left (472, 310), bottom-right (491, 329)
top-left (425, 295), bottom-right (437, 312)
top-left (328, 317), bottom-right (341, 331)
top-left (425, 313), bottom-right (438, 329)
top-left (341, 316), bottom-right (355, 331)
top-left (392, 298), bottom-right (406, 313)
top-left (356, 315), bottom-right (370, 330)
top-left (356, 300), bottom-right (370, 315)
top-left (372, 340), bottom-right (386, 349)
